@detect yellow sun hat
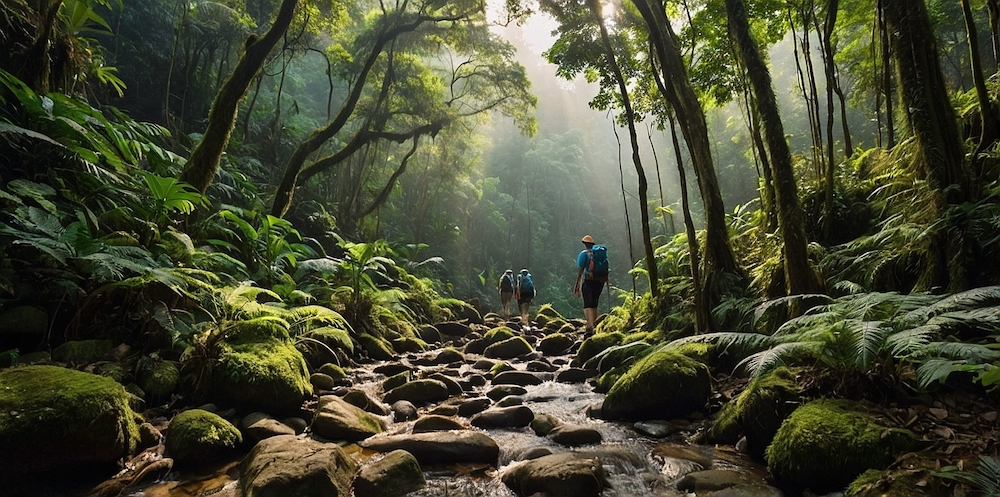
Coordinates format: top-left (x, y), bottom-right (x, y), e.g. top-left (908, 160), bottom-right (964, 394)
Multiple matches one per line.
top-left (581, 235), bottom-right (595, 243)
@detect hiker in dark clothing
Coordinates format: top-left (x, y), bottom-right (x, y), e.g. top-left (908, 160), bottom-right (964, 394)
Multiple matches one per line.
top-left (498, 269), bottom-right (514, 319)
top-left (573, 234), bottom-right (608, 334)
top-left (514, 268), bottom-right (535, 327)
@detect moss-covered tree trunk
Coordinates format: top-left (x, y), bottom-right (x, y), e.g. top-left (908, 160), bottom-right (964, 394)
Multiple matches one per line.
top-left (882, 0), bottom-right (972, 291)
top-left (961, 0), bottom-right (1000, 153)
top-left (725, 0), bottom-right (822, 296)
top-left (179, 0), bottom-right (299, 194)
top-left (988, 0), bottom-right (1000, 71)
top-left (589, 0), bottom-right (659, 299)
top-left (631, 0), bottom-right (743, 314)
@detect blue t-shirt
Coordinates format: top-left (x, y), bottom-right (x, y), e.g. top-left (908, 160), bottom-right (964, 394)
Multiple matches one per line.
top-left (577, 250), bottom-right (589, 272)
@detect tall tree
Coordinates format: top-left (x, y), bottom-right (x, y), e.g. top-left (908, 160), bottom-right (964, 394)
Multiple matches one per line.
top-left (882, 0), bottom-right (972, 291)
top-left (960, 0), bottom-right (1000, 153)
top-left (725, 0), bottom-right (822, 295)
top-left (587, 0), bottom-right (659, 298)
top-left (180, 0), bottom-right (299, 194)
top-left (630, 0), bottom-right (744, 320)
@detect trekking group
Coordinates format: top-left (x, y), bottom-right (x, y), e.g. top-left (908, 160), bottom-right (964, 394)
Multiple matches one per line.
top-left (497, 234), bottom-right (609, 334)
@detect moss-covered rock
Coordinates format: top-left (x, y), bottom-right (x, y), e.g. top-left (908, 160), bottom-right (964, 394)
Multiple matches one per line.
top-left (240, 434), bottom-right (358, 497)
top-left (353, 449), bottom-right (426, 497)
top-left (207, 335), bottom-right (313, 415)
top-left (311, 395), bottom-right (385, 441)
top-left (465, 326), bottom-right (516, 355)
top-left (417, 324), bottom-right (442, 344)
top-left (136, 357), bottom-right (179, 402)
top-left (358, 333), bottom-right (395, 361)
top-left (490, 361), bottom-right (515, 376)
top-left (434, 298), bottom-right (483, 324)
top-left (582, 341), bottom-right (654, 374)
top-left (594, 365), bottom-right (628, 394)
top-left (392, 336), bottom-right (428, 353)
top-left (535, 304), bottom-right (565, 321)
top-left (165, 409), bottom-right (242, 466)
top-left (51, 339), bottom-right (113, 364)
top-left (537, 333), bottom-right (574, 355)
top-left (709, 367), bottom-right (799, 459)
top-left (0, 365), bottom-right (140, 480)
top-left (574, 332), bottom-right (624, 367)
top-left (319, 363), bottom-right (347, 381)
top-left (766, 399), bottom-right (920, 494)
top-left (485, 336), bottom-right (534, 359)
top-left (601, 349), bottom-right (711, 420)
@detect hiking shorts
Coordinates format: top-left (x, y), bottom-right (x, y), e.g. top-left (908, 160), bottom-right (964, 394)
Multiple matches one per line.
top-left (517, 291), bottom-right (534, 305)
top-left (581, 279), bottom-right (604, 309)
top-left (500, 291), bottom-right (513, 306)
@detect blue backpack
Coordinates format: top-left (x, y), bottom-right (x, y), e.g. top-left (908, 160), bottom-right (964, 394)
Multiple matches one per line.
top-left (518, 273), bottom-right (534, 294)
top-left (587, 245), bottom-right (609, 281)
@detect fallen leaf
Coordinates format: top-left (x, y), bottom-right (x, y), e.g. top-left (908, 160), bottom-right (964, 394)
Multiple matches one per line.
top-left (929, 407), bottom-right (948, 419)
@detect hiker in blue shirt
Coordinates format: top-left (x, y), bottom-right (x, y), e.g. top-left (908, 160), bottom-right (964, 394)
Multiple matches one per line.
top-left (573, 234), bottom-right (608, 334)
top-left (514, 268), bottom-right (535, 327)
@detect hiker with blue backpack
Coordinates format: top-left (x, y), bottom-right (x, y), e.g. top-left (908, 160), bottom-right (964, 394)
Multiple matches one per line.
top-left (574, 234), bottom-right (609, 334)
top-left (514, 268), bottom-right (535, 327)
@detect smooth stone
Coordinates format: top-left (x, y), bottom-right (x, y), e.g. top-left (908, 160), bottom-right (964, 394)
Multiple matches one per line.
top-left (530, 413), bottom-right (562, 436)
top-left (470, 405), bottom-right (534, 428)
top-left (548, 424), bottom-right (602, 446)
top-left (517, 446), bottom-right (555, 461)
top-left (486, 385), bottom-right (527, 401)
top-left (634, 420), bottom-right (677, 438)
top-left (360, 431), bottom-right (499, 465)
top-left (556, 367), bottom-right (595, 383)
top-left (675, 469), bottom-right (753, 493)
top-left (391, 400), bottom-right (419, 422)
top-left (501, 452), bottom-right (609, 497)
top-left (492, 370), bottom-right (544, 386)
top-left (412, 415), bottom-right (465, 433)
top-left (457, 397), bottom-right (493, 417)
top-left (353, 449), bottom-right (426, 497)
top-left (495, 395), bottom-right (524, 407)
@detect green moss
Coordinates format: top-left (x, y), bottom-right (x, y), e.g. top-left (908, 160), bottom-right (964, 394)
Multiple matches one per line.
top-left (766, 399), bottom-right (919, 494)
top-left (595, 365), bottom-right (628, 393)
top-left (165, 409), bottom-right (241, 465)
top-left (490, 361), bottom-right (514, 375)
top-left (98, 361), bottom-right (132, 384)
top-left (672, 342), bottom-right (712, 365)
top-left (575, 332), bottom-right (625, 366)
top-left (51, 339), bottom-right (113, 364)
top-left (484, 336), bottom-right (533, 359)
top-left (535, 304), bottom-right (565, 321)
top-left (709, 367), bottom-right (798, 458)
top-left (484, 326), bottom-right (516, 344)
top-left (137, 358), bottom-right (180, 400)
top-left (393, 336), bottom-right (428, 353)
top-left (358, 333), bottom-right (394, 361)
top-left (0, 365), bottom-right (139, 476)
top-left (210, 338), bottom-right (312, 414)
top-left (556, 322), bottom-right (576, 334)
top-left (602, 349), bottom-right (712, 420)
top-left (318, 363), bottom-right (347, 380)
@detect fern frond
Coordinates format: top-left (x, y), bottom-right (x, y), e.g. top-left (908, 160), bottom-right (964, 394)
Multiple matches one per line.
top-left (849, 319), bottom-right (890, 370)
top-left (886, 325), bottom-right (938, 356)
top-left (918, 341), bottom-right (1000, 362)
top-left (898, 286), bottom-right (1000, 328)
top-left (738, 341), bottom-right (823, 379)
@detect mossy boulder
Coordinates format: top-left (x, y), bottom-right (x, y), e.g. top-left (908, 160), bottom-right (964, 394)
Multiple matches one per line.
top-left (582, 341), bottom-right (654, 374)
top-left (574, 332), bottom-right (625, 367)
top-left (136, 358), bottom-right (180, 402)
top-left (318, 363), bottom-right (348, 381)
top-left (311, 395), bottom-right (385, 441)
top-left (485, 336), bottom-right (534, 359)
top-left (383, 379), bottom-right (450, 405)
top-left (766, 399), bottom-right (920, 494)
top-left (537, 333), bottom-right (574, 355)
top-left (601, 349), bottom-right (711, 420)
top-left (207, 337), bottom-right (313, 415)
top-left (418, 324), bottom-right (443, 344)
top-left (353, 449), bottom-right (426, 497)
top-left (0, 365), bottom-right (140, 480)
top-left (51, 339), bottom-right (113, 364)
top-left (709, 367), bottom-right (800, 459)
top-left (465, 326), bottom-right (517, 354)
top-left (435, 298), bottom-right (483, 324)
top-left (358, 333), bottom-right (395, 361)
top-left (240, 434), bottom-right (358, 497)
top-left (594, 365), bottom-right (629, 394)
top-left (165, 409), bottom-right (242, 466)
top-left (535, 304), bottom-right (565, 321)
top-left (392, 336), bottom-right (428, 353)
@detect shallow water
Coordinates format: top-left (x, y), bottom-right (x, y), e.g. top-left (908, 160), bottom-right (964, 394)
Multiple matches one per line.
top-left (19, 349), bottom-right (771, 497)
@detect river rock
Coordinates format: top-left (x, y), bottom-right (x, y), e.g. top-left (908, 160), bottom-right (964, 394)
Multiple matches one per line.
top-left (634, 420), bottom-right (677, 438)
top-left (383, 379), bottom-right (450, 405)
top-left (239, 411), bottom-right (296, 444)
top-left (516, 446), bottom-right (555, 461)
top-left (310, 372), bottom-right (336, 391)
top-left (495, 395), bottom-right (524, 407)
top-left (343, 389), bottom-right (389, 415)
top-left (706, 484), bottom-right (786, 497)
top-left (555, 367), bottom-right (595, 383)
top-left (470, 405), bottom-right (534, 428)
top-left (426, 373), bottom-right (464, 395)
top-left (374, 363), bottom-right (411, 376)
top-left (473, 359), bottom-right (498, 371)
top-left (601, 349), bottom-right (711, 421)
top-left (486, 384), bottom-right (527, 400)
top-left (435, 321), bottom-right (472, 337)
top-left (311, 395), bottom-right (385, 441)
top-left (165, 409), bottom-right (242, 467)
top-left (0, 365), bottom-right (141, 481)
top-left (492, 370), bottom-right (544, 386)
top-left (431, 347), bottom-right (465, 364)
top-left (484, 336), bottom-right (534, 359)
top-left (675, 469), bottom-right (753, 493)
top-left (240, 434), bottom-right (357, 497)
top-left (428, 404), bottom-right (459, 416)
top-left (392, 400), bottom-right (419, 422)
top-left (412, 415), bottom-right (465, 433)
top-left (530, 413), bottom-right (563, 436)
top-left (501, 452), bottom-right (609, 497)
top-left (537, 333), bottom-right (574, 355)
top-left (548, 424), bottom-right (603, 446)
top-left (360, 430), bottom-right (500, 464)
top-left (353, 449), bottom-right (426, 497)
top-left (457, 397), bottom-right (493, 417)
top-left (382, 371), bottom-right (411, 391)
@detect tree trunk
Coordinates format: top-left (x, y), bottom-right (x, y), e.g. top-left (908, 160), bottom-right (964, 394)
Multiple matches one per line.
top-left (24, 0), bottom-right (63, 94)
top-left (179, 0), bottom-right (299, 194)
top-left (726, 0), bottom-right (822, 296)
top-left (878, 2), bottom-right (896, 147)
top-left (961, 0), bottom-right (1000, 153)
top-left (631, 0), bottom-right (743, 312)
top-left (669, 115), bottom-right (708, 332)
top-left (882, 0), bottom-right (972, 291)
top-left (988, 0), bottom-right (1000, 72)
top-left (818, 0), bottom-right (841, 240)
top-left (590, 0), bottom-right (659, 298)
